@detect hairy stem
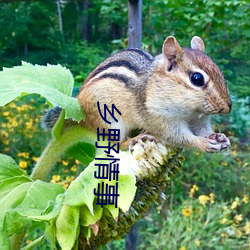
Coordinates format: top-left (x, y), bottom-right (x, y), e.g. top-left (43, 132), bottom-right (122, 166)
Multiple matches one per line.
top-left (30, 126), bottom-right (96, 181)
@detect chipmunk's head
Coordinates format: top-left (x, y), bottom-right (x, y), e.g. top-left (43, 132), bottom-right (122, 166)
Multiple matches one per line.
top-left (157, 36), bottom-right (232, 115)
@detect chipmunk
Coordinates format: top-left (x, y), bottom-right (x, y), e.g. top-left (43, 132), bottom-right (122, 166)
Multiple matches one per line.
top-left (43, 36), bottom-right (232, 153)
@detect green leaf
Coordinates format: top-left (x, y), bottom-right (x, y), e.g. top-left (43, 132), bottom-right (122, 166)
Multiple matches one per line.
top-left (0, 182), bottom-right (32, 217)
top-left (45, 220), bottom-right (56, 249)
top-left (20, 181), bottom-right (64, 212)
top-left (0, 62), bottom-right (85, 122)
top-left (56, 205), bottom-right (80, 250)
top-left (114, 174), bottom-right (136, 212)
top-left (79, 203), bottom-right (103, 227)
top-left (0, 154), bottom-right (30, 181)
top-left (64, 163), bottom-right (100, 213)
top-left (66, 142), bottom-right (96, 165)
top-left (0, 176), bottom-right (31, 201)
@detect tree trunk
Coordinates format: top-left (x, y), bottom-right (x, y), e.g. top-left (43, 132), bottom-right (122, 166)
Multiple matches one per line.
top-left (128, 0), bottom-right (142, 48)
top-left (82, 0), bottom-right (89, 41)
top-left (56, 0), bottom-right (63, 36)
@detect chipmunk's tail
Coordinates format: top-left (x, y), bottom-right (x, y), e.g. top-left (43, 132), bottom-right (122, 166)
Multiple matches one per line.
top-left (41, 106), bottom-right (62, 130)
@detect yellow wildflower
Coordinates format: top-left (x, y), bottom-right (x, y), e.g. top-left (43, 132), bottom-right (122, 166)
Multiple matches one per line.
top-left (234, 214), bottom-right (243, 224)
top-left (179, 247), bottom-right (186, 250)
top-left (26, 121), bottom-right (33, 129)
top-left (0, 130), bottom-right (8, 138)
top-left (182, 207), bottom-right (192, 217)
top-left (244, 221), bottom-right (250, 234)
top-left (62, 160), bottom-right (69, 166)
top-left (75, 159), bottom-right (81, 165)
top-left (71, 165), bottom-right (77, 172)
top-left (221, 232), bottom-right (227, 238)
top-left (18, 152), bottom-right (30, 159)
top-left (209, 193), bottom-right (215, 204)
top-left (32, 157), bottom-right (39, 162)
top-left (63, 182), bottom-right (69, 189)
top-left (3, 111), bottom-right (9, 116)
top-left (189, 184), bottom-right (199, 198)
top-left (194, 238), bottom-right (201, 247)
top-left (26, 239), bottom-right (32, 244)
top-left (51, 175), bottom-right (61, 183)
top-left (231, 197), bottom-right (240, 209)
top-left (221, 162), bottom-right (228, 167)
top-left (66, 176), bottom-right (75, 182)
top-left (198, 195), bottom-right (210, 206)
top-left (243, 195), bottom-right (248, 204)
top-left (220, 217), bottom-right (228, 224)
top-left (11, 119), bottom-right (18, 127)
top-left (236, 229), bottom-right (242, 237)
top-left (9, 102), bottom-right (16, 108)
top-left (232, 150), bottom-right (237, 156)
top-left (19, 161), bottom-right (28, 169)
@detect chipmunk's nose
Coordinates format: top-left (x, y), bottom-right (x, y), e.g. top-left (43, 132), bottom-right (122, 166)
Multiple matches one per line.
top-left (219, 101), bottom-right (232, 114)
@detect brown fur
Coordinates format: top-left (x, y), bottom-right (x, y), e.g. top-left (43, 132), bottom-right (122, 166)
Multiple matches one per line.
top-left (76, 36), bottom-right (231, 152)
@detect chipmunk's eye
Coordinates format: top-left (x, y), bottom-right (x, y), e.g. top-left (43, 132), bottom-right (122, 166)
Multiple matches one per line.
top-left (190, 72), bottom-right (204, 87)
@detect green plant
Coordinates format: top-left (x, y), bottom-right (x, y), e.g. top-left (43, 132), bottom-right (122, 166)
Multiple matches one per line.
top-left (0, 62), bottom-right (182, 249)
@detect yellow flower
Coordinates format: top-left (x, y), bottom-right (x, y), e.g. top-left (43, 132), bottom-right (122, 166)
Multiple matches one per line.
top-left (19, 161), bottom-right (28, 169)
top-left (66, 176), bottom-right (75, 182)
top-left (243, 195), bottom-right (248, 204)
top-left (221, 162), bottom-right (228, 167)
top-left (32, 157), bottom-right (39, 163)
top-left (71, 165), bottom-right (77, 172)
top-left (189, 184), bottom-right (199, 197)
top-left (209, 193), bottom-right (215, 204)
top-left (18, 152), bottom-right (30, 159)
top-left (62, 160), bottom-right (69, 166)
top-left (179, 247), bottom-right (186, 250)
top-left (3, 111), bottom-right (9, 116)
top-left (244, 221), bottom-right (250, 234)
top-left (51, 175), bottom-right (61, 183)
top-left (0, 130), bottom-right (8, 138)
top-left (236, 229), bottom-right (243, 237)
top-left (11, 119), bottom-right (18, 127)
top-left (234, 214), bottom-right (243, 224)
top-left (220, 217), bottom-right (228, 224)
top-left (221, 232), bottom-right (227, 238)
top-left (182, 207), bottom-right (192, 217)
top-left (232, 150), bottom-right (237, 156)
top-left (194, 238), bottom-right (201, 247)
top-left (231, 198), bottom-right (240, 209)
top-left (26, 121), bottom-right (33, 129)
top-left (198, 195), bottom-right (210, 206)
top-left (9, 102), bottom-right (16, 108)
top-left (75, 159), bottom-right (81, 165)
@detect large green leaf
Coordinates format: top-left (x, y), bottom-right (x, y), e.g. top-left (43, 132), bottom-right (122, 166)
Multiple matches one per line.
top-left (0, 62), bottom-right (84, 121)
top-left (0, 154), bottom-right (65, 248)
top-left (56, 205), bottom-right (80, 250)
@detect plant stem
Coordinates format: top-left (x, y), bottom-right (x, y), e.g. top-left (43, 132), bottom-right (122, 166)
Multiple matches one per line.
top-left (30, 125), bottom-right (96, 181)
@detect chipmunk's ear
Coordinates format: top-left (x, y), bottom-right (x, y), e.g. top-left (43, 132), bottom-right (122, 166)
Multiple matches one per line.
top-left (191, 36), bottom-right (205, 52)
top-left (162, 36), bottom-right (184, 63)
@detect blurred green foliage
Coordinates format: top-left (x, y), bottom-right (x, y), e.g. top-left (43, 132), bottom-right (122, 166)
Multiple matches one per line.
top-left (0, 0), bottom-right (249, 97)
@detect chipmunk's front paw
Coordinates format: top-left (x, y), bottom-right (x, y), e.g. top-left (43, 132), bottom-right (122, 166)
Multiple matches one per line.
top-left (128, 134), bottom-right (156, 152)
top-left (206, 133), bottom-right (230, 152)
